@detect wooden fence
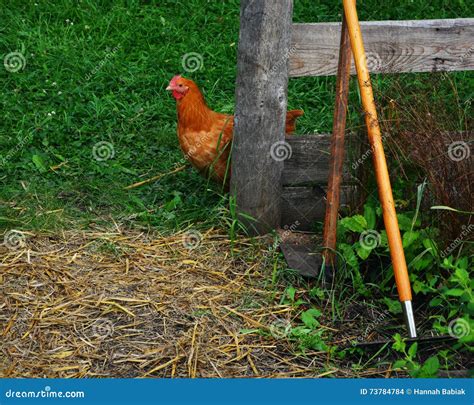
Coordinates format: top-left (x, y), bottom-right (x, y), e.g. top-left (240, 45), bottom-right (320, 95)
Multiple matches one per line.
top-left (230, 0), bottom-right (474, 234)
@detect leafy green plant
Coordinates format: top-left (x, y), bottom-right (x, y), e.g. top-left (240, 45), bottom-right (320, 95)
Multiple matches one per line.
top-left (288, 308), bottom-right (330, 352)
top-left (280, 285), bottom-right (306, 308)
top-left (429, 255), bottom-right (473, 344)
top-left (391, 334), bottom-right (440, 377)
top-left (335, 196), bottom-right (441, 296)
top-left (337, 188), bottom-right (472, 358)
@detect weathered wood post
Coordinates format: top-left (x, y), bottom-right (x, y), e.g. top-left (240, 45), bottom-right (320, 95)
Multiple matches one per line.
top-left (231, 0), bottom-right (294, 235)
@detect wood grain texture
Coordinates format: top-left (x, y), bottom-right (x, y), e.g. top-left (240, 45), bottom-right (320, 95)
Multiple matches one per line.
top-left (323, 14), bottom-right (352, 269)
top-left (231, 0), bottom-right (294, 234)
top-left (280, 133), bottom-right (357, 230)
top-left (280, 185), bottom-right (326, 231)
top-left (290, 19), bottom-right (474, 77)
top-left (281, 185), bottom-right (354, 231)
top-left (280, 240), bottom-right (321, 278)
top-left (282, 134), bottom-right (355, 186)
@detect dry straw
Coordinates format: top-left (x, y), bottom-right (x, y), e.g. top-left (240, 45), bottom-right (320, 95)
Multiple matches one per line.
top-left (1, 228), bottom-right (397, 378)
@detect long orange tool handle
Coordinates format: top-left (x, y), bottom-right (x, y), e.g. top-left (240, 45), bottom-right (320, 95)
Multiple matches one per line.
top-left (342, 0), bottom-right (416, 336)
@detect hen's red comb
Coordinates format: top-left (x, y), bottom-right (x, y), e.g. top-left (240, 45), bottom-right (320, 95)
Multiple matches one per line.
top-left (169, 75), bottom-right (182, 86)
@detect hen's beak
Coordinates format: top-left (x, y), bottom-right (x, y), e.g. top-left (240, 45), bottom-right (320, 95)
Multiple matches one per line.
top-left (166, 85), bottom-right (173, 91)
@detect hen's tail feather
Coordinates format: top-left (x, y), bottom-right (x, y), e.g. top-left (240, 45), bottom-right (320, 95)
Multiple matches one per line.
top-left (285, 109), bottom-right (304, 134)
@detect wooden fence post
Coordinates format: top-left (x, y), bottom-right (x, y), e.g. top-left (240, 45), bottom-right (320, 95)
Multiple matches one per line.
top-left (231, 0), bottom-right (294, 235)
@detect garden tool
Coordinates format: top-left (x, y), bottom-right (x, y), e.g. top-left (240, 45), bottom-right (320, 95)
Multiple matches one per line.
top-left (342, 0), bottom-right (417, 338)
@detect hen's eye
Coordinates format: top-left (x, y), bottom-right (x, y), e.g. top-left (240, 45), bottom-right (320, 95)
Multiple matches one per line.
top-left (178, 84), bottom-right (183, 87)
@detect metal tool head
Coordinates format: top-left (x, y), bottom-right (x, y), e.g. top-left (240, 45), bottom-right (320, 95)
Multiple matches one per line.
top-left (402, 300), bottom-right (417, 338)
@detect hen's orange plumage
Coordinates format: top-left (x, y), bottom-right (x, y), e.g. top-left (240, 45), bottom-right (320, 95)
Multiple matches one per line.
top-left (166, 75), bottom-right (303, 184)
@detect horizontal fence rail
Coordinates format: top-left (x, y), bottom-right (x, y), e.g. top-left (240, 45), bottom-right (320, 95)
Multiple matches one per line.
top-left (282, 134), bottom-right (355, 186)
top-left (279, 131), bottom-right (472, 230)
top-left (290, 18), bottom-right (474, 77)
top-left (280, 134), bottom-right (358, 230)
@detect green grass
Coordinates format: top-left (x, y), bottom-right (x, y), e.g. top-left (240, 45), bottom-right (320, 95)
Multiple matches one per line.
top-left (0, 0), bottom-right (472, 232)
top-left (1, 0), bottom-right (472, 377)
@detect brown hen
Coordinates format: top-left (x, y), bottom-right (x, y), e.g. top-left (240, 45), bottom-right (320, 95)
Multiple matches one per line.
top-left (166, 75), bottom-right (303, 184)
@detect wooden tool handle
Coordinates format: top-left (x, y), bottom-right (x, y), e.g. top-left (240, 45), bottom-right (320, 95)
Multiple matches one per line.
top-left (343, 0), bottom-right (412, 302)
top-left (322, 14), bottom-right (352, 270)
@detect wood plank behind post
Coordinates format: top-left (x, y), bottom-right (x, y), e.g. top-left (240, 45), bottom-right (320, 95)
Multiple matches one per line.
top-left (231, 0), bottom-right (294, 235)
top-left (290, 19), bottom-right (474, 77)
